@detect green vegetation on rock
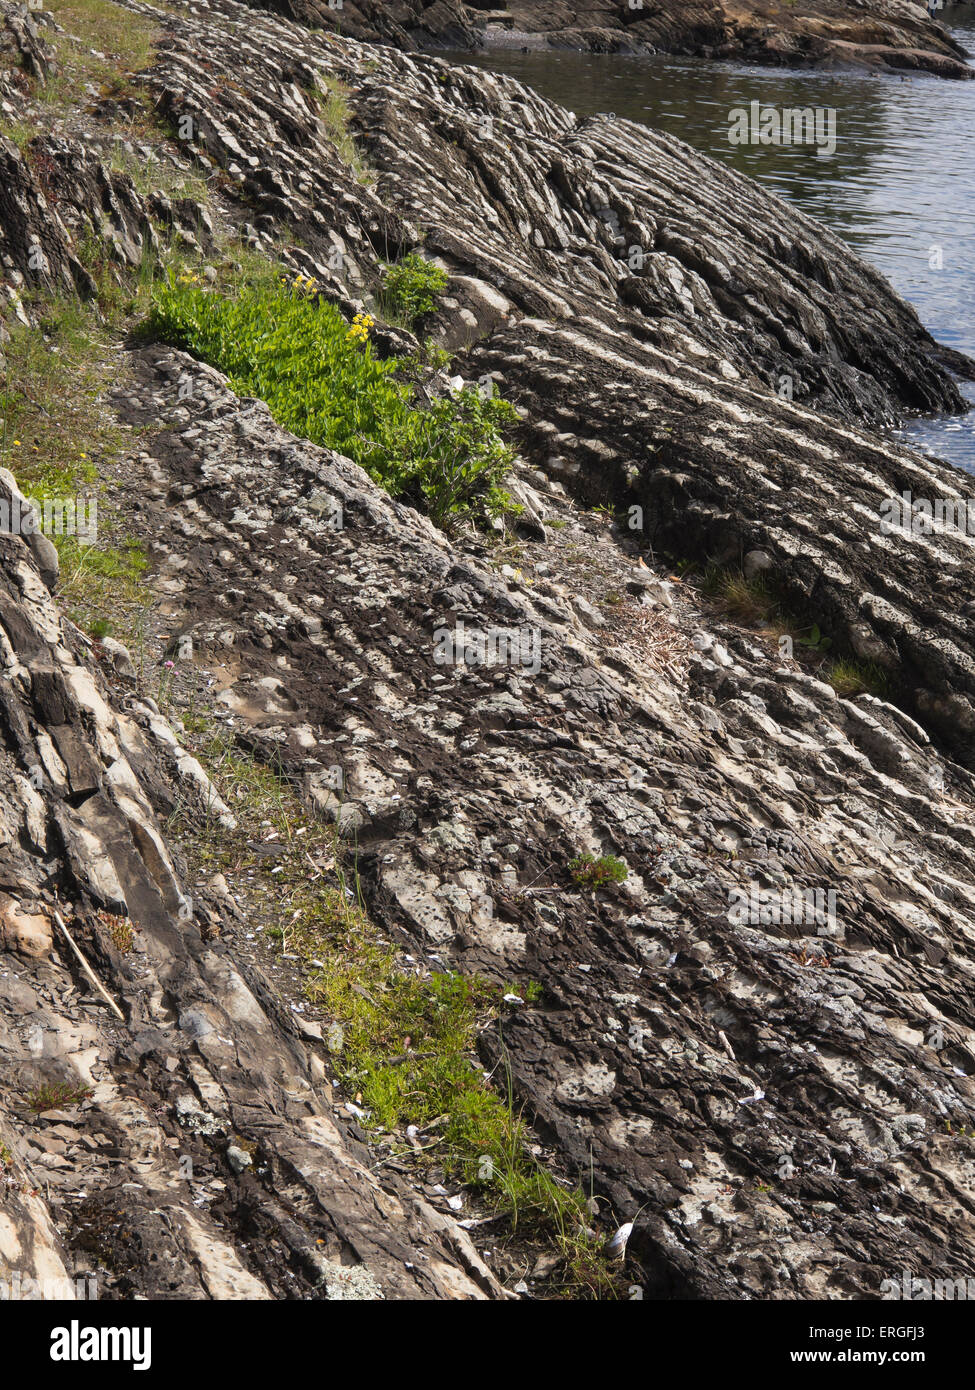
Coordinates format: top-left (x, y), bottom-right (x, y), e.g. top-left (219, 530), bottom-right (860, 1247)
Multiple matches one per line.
top-left (379, 251), bottom-right (448, 327)
top-left (148, 269), bottom-right (517, 528)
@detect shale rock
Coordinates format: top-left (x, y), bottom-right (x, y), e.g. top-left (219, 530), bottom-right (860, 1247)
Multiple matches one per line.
top-left (2, 0), bottom-right (975, 1302)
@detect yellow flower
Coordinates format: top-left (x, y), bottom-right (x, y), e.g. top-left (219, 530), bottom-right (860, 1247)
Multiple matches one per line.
top-left (346, 311), bottom-right (373, 345)
top-left (12, 439), bottom-right (20, 446)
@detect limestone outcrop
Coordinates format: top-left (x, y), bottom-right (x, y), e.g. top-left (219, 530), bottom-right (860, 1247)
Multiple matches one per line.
top-left (2, 0), bottom-right (975, 1301)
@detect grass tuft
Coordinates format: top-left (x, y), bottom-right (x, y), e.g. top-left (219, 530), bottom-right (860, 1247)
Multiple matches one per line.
top-left (825, 658), bottom-right (890, 699)
top-left (167, 717), bottom-right (627, 1298)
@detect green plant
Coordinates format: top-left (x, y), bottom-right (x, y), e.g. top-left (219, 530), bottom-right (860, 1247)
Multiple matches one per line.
top-left (379, 252), bottom-right (448, 327)
top-left (826, 659), bottom-right (890, 699)
top-left (796, 622), bottom-right (831, 653)
top-left (24, 1081), bottom-right (93, 1114)
top-left (569, 854), bottom-right (629, 890)
top-left (147, 272), bottom-right (517, 528)
top-left (421, 340), bottom-right (451, 370)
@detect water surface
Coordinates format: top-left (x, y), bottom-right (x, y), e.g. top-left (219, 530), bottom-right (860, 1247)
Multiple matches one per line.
top-left (455, 9), bottom-right (975, 470)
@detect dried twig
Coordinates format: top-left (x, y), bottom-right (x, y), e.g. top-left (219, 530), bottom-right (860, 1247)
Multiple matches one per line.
top-left (52, 909), bottom-right (125, 1022)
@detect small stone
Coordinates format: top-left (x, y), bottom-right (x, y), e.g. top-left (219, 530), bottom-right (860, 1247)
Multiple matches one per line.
top-left (226, 1144), bottom-right (253, 1174)
top-left (743, 549), bottom-right (772, 581)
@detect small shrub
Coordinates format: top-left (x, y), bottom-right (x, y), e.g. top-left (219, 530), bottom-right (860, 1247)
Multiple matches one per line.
top-left (569, 854), bottom-right (629, 890)
top-left (379, 252), bottom-right (448, 327)
top-left (24, 1081), bottom-right (93, 1114)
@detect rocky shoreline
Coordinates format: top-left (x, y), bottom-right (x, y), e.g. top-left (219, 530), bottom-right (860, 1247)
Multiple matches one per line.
top-left (3, 0), bottom-right (975, 1302)
top-left (268, 0), bottom-right (975, 78)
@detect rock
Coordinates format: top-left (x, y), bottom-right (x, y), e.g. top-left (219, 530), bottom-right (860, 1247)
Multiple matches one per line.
top-left (743, 550), bottom-right (773, 582)
top-left (267, 0), bottom-right (973, 77)
top-left (571, 593), bottom-right (604, 627)
top-left (0, 895), bottom-right (52, 958)
top-left (226, 1143), bottom-right (253, 1173)
top-left (28, 530), bottom-right (59, 589)
top-left (0, 466), bottom-right (59, 588)
top-left (98, 636), bottom-right (136, 678)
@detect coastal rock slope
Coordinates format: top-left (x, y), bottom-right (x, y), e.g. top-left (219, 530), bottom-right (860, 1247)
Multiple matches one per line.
top-left (142, 0), bottom-right (975, 765)
top-left (2, 0), bottom-right (975, 1300)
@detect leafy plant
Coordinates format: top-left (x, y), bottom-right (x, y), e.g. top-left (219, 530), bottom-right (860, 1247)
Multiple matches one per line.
top-left (569, 854), bottom-right (629, 890)
top-left (147, 271), bottom-right (516, 528)
top-left (379, 252), bottom-right (448, 327)
top-left (797, 622), bottom-right (831, 653)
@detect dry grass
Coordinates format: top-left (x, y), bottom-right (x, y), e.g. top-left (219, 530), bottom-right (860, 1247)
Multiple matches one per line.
top-left (708, 569), bottom-right (776, 627)
top-left (39, 0), bottom-right (161, 116)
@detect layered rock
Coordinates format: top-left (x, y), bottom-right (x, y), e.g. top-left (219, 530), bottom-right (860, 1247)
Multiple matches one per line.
top-left (261, 0), bottom-right (974, 77)
top-left (3, 0), bottom-right (975, 1302)
top-left (117, 338), bottom-right (975, 1300)
top-left (137, 0), bottom-right (975, 764)
top-left (0, 451), bottom-right (503, 1301)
